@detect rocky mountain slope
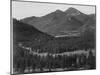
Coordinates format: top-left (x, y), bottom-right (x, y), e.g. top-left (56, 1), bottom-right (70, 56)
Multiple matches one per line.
top-left (20, 7), bottom-right (95, 36)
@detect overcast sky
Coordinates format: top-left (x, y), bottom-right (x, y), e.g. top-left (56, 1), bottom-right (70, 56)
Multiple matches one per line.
top-left (12, 1), bottom-right (95, 19)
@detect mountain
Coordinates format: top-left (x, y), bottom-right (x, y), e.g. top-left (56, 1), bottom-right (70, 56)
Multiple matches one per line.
top-left (88, 14), bottom-right (96, 20)
top-left (21, 7), bottom-right (91, 36)
top-left (17, 7), bottom-right (96, 53)
top-left (13, 19), bottom-right (54, 48)
top-left (65, 7), bottom-right (89, 23)
top-left (20, 16), bottom-right (39, 24)
top-left (65, 7), bottom-right (82, 16)
top-left (13, 17), bottom-right (95, 53)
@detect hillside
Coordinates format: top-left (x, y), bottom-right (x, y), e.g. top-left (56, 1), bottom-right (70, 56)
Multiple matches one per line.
top-left (20, 7), bottom-right (93, 36)
top-left (13, 19), bottom-right (54, 48)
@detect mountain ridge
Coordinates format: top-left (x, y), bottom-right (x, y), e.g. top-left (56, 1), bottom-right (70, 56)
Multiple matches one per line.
top-left (20, 7), bottom-right (95, 37)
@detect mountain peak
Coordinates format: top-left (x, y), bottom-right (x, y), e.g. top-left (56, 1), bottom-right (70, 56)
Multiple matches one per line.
top-left (55, 9), bottom-right (63, 13)
top-left (65, 7), bottom-right (81, 15)
top-left (42, 9), bottom-right (64, 18)
top-left (67, 7), bottom-right (77, 10)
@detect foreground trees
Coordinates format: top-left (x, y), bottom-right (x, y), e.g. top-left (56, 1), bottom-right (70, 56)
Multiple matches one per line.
top-left (13, 47), bottom-right (96, 74)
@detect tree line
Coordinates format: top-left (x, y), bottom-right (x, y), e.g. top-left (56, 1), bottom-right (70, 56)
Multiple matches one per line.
top-left (13, 46), bottom-right (96, 74)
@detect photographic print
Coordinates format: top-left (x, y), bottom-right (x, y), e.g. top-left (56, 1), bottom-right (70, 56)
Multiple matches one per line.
top-left (11, 0), bottom-right (96, 74)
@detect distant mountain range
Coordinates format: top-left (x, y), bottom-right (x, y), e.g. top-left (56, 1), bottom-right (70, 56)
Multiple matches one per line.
top-left (13, 7), bottom-right (96, 53)
top-left (20, 7), bottom-right (95, 36)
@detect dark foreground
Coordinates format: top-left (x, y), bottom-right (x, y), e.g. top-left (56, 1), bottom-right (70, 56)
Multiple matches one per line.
top-left (13, 49), bottom-right (96, 74)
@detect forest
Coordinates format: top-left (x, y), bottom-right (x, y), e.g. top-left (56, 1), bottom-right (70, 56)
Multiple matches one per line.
top-left (12, 6), bottom-right (96, 74)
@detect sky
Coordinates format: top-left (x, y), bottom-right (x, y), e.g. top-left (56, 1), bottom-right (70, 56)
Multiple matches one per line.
top-left (12, 1), bottom-right (96, 19)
